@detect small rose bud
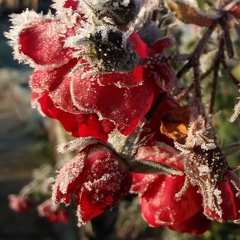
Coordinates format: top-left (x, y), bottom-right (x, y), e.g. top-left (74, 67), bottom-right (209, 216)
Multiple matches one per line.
top-left (8, 194), bottom-right (34, 213)
top-left (37, 199), bottom-right (68, 224)
top-left (52, 143), bottom-right (132, 226)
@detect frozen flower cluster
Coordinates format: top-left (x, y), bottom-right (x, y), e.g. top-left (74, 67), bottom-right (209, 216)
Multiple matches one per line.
top-left (5, 0), bottom-right (240, 236)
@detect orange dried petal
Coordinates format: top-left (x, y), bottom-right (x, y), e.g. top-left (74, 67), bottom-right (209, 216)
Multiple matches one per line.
top-left (160, 105), bottom-right (190, 142)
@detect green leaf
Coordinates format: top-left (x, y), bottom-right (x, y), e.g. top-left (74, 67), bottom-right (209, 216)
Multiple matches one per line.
top-left (129, 159), bottom-right (184, 175)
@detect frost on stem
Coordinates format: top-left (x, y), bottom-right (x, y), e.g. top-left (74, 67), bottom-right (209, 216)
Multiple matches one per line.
top-left (126, 0), bottom-right (161, 34)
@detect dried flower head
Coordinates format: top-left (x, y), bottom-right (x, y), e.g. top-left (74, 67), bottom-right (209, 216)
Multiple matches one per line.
top-left (174, 101), bottom-right (229, 218)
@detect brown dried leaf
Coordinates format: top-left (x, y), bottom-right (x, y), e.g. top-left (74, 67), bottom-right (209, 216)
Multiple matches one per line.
top-left (166, 0), bottom-right (218, 27)
top-left (160, 105), bottom-right (190, 142)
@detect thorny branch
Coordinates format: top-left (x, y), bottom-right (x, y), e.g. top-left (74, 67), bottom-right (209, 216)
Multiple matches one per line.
top-left (176, 20), bottom-right (218, 80)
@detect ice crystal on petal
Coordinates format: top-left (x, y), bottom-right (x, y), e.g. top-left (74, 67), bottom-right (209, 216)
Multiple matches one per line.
top-left (5, 10), bottom-right (45, 67)
top-left (5, 10), bottom-right (77, 69)
top-left (53, 143), bottom-right (131, 226)
top-left (52, 153), bottom-right (86, 204)
top-left (57, 137), bottom-right (102, 154)
top-left (154, 207), bottom-right (174, 226)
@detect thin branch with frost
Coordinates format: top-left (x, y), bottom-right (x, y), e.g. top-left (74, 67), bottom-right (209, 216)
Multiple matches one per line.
top-left (229, 96), bottom-right (240, 122)
top-left (126, 0), bottom-right (161, 36)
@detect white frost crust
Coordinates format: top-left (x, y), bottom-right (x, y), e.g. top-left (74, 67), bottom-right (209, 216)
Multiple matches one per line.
top-left (5, 5), bottom-right (80, 69)
top-left (51, 152), bottom-right (86, 205)
top-left (5, 10), bottom-right (46, 67)
top-left (77, 204), bottom-right (87, 227)
top-left (57, 137), bottom-right (102, 154)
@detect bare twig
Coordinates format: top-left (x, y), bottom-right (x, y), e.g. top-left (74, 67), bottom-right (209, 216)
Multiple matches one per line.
top-left (177, 20), bottom-right (218, 80)
top-left (208, 37), bottom-right (224, 114)
top-left (220, 15), bottom-right (234, 59)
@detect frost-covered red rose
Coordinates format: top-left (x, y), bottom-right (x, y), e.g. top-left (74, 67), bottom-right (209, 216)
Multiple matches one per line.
top-left (131, 145), bottom-right (211, 234)
top-left (52, 143), bottom-right (132, 226)
top-left (5, 0), bottom-right (176, 142)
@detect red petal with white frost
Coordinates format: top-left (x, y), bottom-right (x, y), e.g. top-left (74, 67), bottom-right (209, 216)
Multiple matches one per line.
top-left (131, 145), bottom-right (184, 195)
top-left (52, 151), bottom-right (86, 205)
top-left (135, 145), bottom-right (184, 171)
top-left (140, 175), bottom-right (209, 234)
top-left (131, 173), bottom-right (155, 196)
top-left (33, 92), bottom-right (114, 141)
top-left (75, 145), bottom-right (131, 225)
top-left (30, 59), bottom-right (78, 94)
top-left (204, 172), bottom-right (240, 222)
top-left (97, 66), bottom-right (144, 87)
top-left (63, 0), bottom-right (79, 10)
top-left (69, 68), bottom-right (155, 135)
top-left (18, 19), bottom-right (75, 67)
top-left (53, 144), bottom-right (131, 226)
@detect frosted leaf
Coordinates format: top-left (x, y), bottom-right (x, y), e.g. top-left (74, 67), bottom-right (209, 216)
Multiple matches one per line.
top-left (166, 0), bottom-right (220, 27)
top-left (65, 25), bottom-right (139, 73)
top-left (202, 184), bottom-right (223, 218)
top-left (19, 164), bottom-right (55, 198)
top-left (108, 121), bottom-right (148, 160)
top-left (57, 137), bottom-right (103, 153)
top-left (130, 159), bottom-right (183, 175)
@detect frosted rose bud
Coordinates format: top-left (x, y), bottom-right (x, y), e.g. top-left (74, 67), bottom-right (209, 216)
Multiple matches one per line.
top-left (37, 199), bottom-right (68, 224)
top-left (8, 194), bottom-right (34, 213)
top-left (52, 143), bottom-right (132, 226)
